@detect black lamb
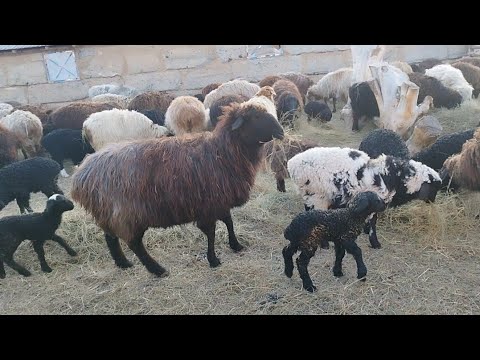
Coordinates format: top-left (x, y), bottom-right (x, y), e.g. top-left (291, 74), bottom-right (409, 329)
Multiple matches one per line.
top-left (41, 129), bottom-right (95, 178)
top-left (358, 129), bottom-right (410, 160)
top-left (282, 191), bottom-right (387, 292)
top-left (0, 157), bottom-right (63, 214)
top-left (0, 194), bottom-right (76, 278)
top-left (349, 82), bottom-right (380, 131)
top-left (304, 101), bottom-right (332, 122)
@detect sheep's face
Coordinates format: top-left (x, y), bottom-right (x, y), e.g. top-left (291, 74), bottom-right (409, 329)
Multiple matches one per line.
top-left (231, 105), bottom-right (284, 145)
top-left (348, 191), bottom-right (386, 217)
top-left (46, 194), bottom-right (75, 213)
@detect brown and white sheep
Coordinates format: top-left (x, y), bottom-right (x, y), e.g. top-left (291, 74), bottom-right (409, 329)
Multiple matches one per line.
top-left (0, 110), bottom-right (43, 158)
top-left (202, 83), bottom-right (221, 97)
top-left (0, 124), bottom-right (21, 168)
top-left (203, 80), bottom-right (261, 109)
top-left (164, 96), bottom-right (209, 136)
top-left (70, 101), bottom-right (284, 276)
top-left (451, 61), bottom-right (480, 98)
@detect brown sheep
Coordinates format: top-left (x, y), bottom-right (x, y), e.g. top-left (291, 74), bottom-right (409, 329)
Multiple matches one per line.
top-left (70, 102), bottom-right (285, 276)
top-left (263, 137), bottom-right (318, 192)
top-left (43, 102), bottom-right (119, 134)
top-left (452, 61), bottom-right (480, 98)
top-left (273, 79), bottom-right (304, 127)
top-left (458, 57), bottom-right (480, 68)
top-left (16, 104), bottom-right (53, 125)
top-left (279, 73), bottom-right (314, 102)
top-left (202, 83), bottom-right (221, 97)
top-left (208, 94), bottom-right (248, 129)
top-left (440, 127), bottom-right (480, 191)
top-left (259, 75), bottom-right (282, 88)
top-left (0, 124), bottom-right (21, 168)
top-left (127, 91), bottom-right (175, 114)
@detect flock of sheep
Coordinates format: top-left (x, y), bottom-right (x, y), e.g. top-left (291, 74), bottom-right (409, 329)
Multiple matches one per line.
top-left (0, 53), bottom-right (480, 295)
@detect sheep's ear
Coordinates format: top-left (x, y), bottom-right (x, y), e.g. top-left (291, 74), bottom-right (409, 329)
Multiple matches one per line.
top-left (351, 196), bottom-right (369, 216)
top-left (231, 116), bottom-right (245, 131)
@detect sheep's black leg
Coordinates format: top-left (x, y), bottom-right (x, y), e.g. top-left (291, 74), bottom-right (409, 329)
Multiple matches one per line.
top-left (105, 233), bottom-right (133, 269)
top-left (368, 213), bottom-right (381, 249)
top-left (197, 220), bottom-right (221, 268)
top-left (221, 213), bottom-right (244, 252)
top-left (343, 239), bottom-right (367, 281)
top-left (296, 248), bottom-right (318, 292)
top-left (0, 260), bottom-right (5, 279)
top-left (363, 221), bottom-right (371, 235)
top-left (127, 233), bottom-right (169, 277)
top-left (4, 258), bottom-right (31, 277)
top-left (332, 97), bottom-right (337, 113)
top-left (16, 194), bottom-right (32, 214)
top-left (51, 234), bottom-right (77, 256)
top-left (282, 243), bottom-right (298, 278)
top-left (352, 114), bottom-right (360, 131)
top-left (277, 178), bottom-right (286, 193)
top-left (32, 241), bottom-right (52, 273)
top-left (332, 242), bottom-right (346, 277)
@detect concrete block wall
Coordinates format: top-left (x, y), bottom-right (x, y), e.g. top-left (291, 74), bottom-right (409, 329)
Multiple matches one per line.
top-left (0, 45), bottom-right (470, 106)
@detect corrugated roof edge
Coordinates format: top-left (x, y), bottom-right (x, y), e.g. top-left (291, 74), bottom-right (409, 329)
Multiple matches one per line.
top-left (0, 45), bottom-right (47, 51)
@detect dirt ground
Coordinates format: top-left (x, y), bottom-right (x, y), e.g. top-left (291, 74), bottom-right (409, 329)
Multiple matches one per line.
top-left (1, 99), bottom-right (480, 315)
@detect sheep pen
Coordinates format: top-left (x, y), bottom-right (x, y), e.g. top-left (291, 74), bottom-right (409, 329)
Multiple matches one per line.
top-left (2, 96), bottom-right (480, 315)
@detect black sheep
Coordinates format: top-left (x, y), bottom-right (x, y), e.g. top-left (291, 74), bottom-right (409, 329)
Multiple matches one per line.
top-left (304, 101), bottom-right (332, 122)
top-left (41, 129), bottom-right (95, 178)
top-left (359, 129), bottom-right (410, 160)
top-left (282, 191), bottom-right (387, 292)
top-left (0, 194), bottom-right (76, 278)
top-left (349, 82), bottom-right (380, 131)
top-left (140, 109), bottom-right (166, 126)
top-left (0, 157), bottom-right (63, 214)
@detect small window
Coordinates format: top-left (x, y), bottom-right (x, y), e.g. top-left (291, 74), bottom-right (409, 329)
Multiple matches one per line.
top-left (44, 50), bottom-right (79, 83)
top-left (247, 45), bottom-right (283, 59)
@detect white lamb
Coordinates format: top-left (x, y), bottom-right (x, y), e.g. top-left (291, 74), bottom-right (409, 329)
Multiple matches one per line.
top-left (306, 68), bottom-right (353, 112)
top-left (82, 109), bottom-right (169, 151)
top-left (244, 86), bottom-right (278, 120)
top-left (203, 80), bottom-right (261, 109)
top-left (287, 146), bottom-right (442, 249)
top-left (425, 64), bottom-right (473, 102)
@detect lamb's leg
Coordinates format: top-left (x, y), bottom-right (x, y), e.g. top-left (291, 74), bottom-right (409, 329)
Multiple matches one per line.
top-left (352, 113), bottom-right (360, 131)
top-left (221, 213), bottom-right (244, 252)
top-left (332, 242), bottom-right (346, 277)
top-left (197, 220), bottom-right (221, 268)
top-left (363, 221), bottom-right (371, 235)
top-left (127, 232), bottom-right (169, 277)
top-left (296, 248), bottom-right (318, 292)
top-left (0, 260), bottom-right (5, 279)
top-left (277, 178), bottom-right (286, 193)
top-left (51, 234), bottom-right (77, 256)
top-left (105, 233), bottom-right (133, 269)
top-left (16, 195), bottom-right (32, 214)
top-left (4, 258), bottom-right (31, 277)
top-left (32, 241), bottom-right (52, 273)
top-left (42, 182), bottom-right (64, 197)
top-left (343, 239), bottom-right (367, 281)
top-left (368, 213), bottom-right (381, 249)
top-left (282, 243), bottom-right (298, 278)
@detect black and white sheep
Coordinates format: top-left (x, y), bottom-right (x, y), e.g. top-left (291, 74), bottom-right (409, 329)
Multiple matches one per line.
top-left (41, 129), bottom-right (95, 178)
top-left (304, 101), bottom-right (332, 122)
top-left (425, 64), bottom-right (473, 102)
top-left (451, 61), bottom-right (480, 99)
top-left (287, 147), bottom-right (442, 249)
top-left (0, 157), bottom-right (63, 214)
top-left (283, 191), bottom-right (387, 292)
top-left (410, 58), bottom-right (443, 74)
top-left (0, 194), bottom-right (76, 278)
top-left (140, 109), bottom-right (166, 126)
top-left (408, 72), bottom-right (463, 109)
top-left (306, 68), bottom-right (353, 112)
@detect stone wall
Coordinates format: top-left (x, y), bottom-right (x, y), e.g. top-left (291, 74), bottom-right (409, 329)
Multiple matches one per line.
top-left (0, 45), bottom-right (470, 106)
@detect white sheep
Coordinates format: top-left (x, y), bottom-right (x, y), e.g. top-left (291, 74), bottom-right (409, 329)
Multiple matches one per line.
top-left (425, 64), bottom-right (474, 102)
top-left (91, 94), bottom-right (131, 109)
top-left (88, 84), bottom-right (139, 98)
top-left (306, 68), bottom-right (353, 112)
top-left (244, 86), bottom-right (278, 120)
top-left (0, 103), bottom-right (14, 119)
top-left (287, 146), bottom-right (442, 249)
top-left (82, 109), bottom-right (169, 151)
top-left (203, 80), bottom-right (261, 109)
top-left (390, 61), bottom-right (413, 75)
top-left (0, 110), bottom-right (43, 158)
top-left (165, 96), bottom-right (209, 136)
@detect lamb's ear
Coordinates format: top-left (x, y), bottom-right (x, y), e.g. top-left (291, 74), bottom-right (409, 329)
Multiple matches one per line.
top-left (350, 196), bottom-right (370, 216)
top-left (231, 116), bottom-right (245, 131)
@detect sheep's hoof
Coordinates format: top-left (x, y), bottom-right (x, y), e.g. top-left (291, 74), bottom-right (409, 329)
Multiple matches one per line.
top-left (357, 270), bottom-right (367, 282)
top-left (116, 260), bottom-right (134, 269)
top-left (304, 284), bottom-right (317, 293)
top-left (231, 243), bottom-right (245, 253)
top-left (68, 249), bottom-right (78, 257)
top-left (209, 258), bottom-right (221, 268)
top-left (60, 169), bottom-right (70, 178)
top-left (369, 241), bottom-right (382, 249)
top-left (42, 266), bottom-right (53, 273)
top-left (155, 269), bottom-right (170, 278)
top-left (284, 267), bottom-right (293, 278)
top-left (333, 269), bottom-right (344, 277)
top-left (21, 270), bottom-right (32, 277)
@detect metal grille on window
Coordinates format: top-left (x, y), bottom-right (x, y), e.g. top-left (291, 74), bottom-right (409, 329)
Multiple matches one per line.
top-left (247, 45), bottom-right (282, 60)
top-left (44, 51), bottom-right (79, 83)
